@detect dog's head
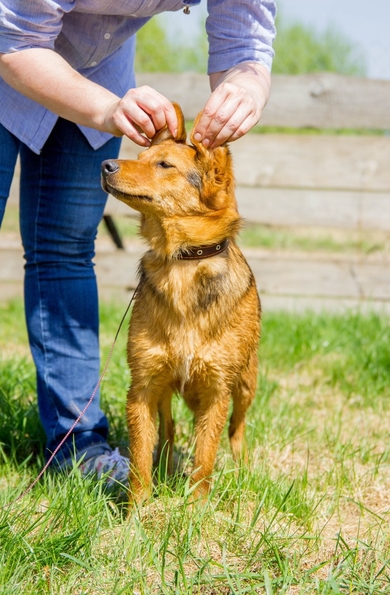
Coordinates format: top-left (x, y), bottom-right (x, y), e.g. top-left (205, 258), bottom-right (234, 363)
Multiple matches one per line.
top-left (101, 103), bottom-right (241, 255)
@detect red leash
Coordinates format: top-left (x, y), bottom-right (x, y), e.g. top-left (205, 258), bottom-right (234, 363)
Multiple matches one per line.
top-left (4, 286), bottom-right (138, 509)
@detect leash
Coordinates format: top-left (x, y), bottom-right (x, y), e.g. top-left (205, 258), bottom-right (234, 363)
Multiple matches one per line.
top-left (4, 284), bottom-right (140, 510)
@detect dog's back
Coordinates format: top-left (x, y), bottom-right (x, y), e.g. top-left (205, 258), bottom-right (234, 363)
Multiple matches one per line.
top-left (101, 103), bottom-right (260, 505)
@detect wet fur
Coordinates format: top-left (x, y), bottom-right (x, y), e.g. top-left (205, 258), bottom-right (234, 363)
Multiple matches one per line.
top-left (101, 103), bottom-right (261, 506)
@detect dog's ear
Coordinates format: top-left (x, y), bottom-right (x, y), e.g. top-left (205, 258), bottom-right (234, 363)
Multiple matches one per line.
top-left (189, 109), bottom-right (208, 158)
top-left (151, 102), bottom-right (187, 145)
top-left (200, 145), bottom-right (236, 210)
top-left (190, 110), bottom-right (236, 211)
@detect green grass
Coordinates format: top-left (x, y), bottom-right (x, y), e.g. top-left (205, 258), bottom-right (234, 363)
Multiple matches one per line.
top-left (1, 299), bottom-right (390, 593)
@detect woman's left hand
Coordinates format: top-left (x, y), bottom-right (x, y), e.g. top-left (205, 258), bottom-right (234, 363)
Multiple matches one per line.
top-left (192, 61), bottom-right (271, 149)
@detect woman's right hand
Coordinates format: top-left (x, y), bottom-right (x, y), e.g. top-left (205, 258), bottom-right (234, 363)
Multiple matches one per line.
top-left (104, 85), bottom-right (178, 146)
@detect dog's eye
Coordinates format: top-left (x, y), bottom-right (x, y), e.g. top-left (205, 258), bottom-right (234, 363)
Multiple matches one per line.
top-left (157, 161), bottom-right (174, 169)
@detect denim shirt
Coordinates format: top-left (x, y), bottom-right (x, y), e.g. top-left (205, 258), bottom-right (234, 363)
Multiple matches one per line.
top-left (0, 0), bottom-right (276, 153)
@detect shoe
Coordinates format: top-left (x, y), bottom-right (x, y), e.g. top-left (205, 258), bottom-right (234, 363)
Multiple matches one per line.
top-left (79, 447), bottom-right (129, 492)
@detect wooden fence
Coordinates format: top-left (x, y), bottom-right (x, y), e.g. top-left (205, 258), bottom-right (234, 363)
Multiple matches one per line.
top-left (102, 72), bottom-right (390, 312)
top-left (2, 73), bottom-right (390, 311)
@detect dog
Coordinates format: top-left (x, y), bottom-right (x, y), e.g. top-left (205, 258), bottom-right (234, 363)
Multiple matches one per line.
top-left (101, 103), bottom-right (260, 506)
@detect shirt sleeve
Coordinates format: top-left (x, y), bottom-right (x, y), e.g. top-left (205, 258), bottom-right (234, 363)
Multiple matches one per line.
top-left (0, 0), bottom-right (74, 53)
top-left (206, 0), bottom-right (276, 74)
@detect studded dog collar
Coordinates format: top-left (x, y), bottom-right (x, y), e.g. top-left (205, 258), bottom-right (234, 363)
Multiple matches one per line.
top-left (177, 239), bottom-right (229, 260)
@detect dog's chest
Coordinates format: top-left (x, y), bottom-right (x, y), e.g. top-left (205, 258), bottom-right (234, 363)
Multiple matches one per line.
top-left (154, 260), bottom-right (228, 318)
top-left (173, 332), bottom-right (196, 393)
top-left (168, 328), bottom-right (217, 395)
top-left (155, 289), bottom-right (220, 391)
top-left (138, 258), bottom-right (246, 389)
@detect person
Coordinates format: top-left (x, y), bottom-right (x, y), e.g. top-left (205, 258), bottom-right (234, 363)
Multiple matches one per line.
top-left (0, 0), bottom-right (276, 486)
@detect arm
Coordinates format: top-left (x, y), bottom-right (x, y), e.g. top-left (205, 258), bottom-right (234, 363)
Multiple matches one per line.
top-left (192, 0), bottom-right (275, 148)
top-left (0, 48), bottom-right (178, 146)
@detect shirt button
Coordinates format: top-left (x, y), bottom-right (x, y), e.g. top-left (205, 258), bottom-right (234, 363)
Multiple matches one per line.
top-left (104, 32), bottom-right (111, 39)
top-left (90, 61), bottom-right (97, 66)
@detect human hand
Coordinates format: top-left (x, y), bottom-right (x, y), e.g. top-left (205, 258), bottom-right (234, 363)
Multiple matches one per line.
top-left (192, 62), bottom-right (271, 149)
top-left (104, 86), bottom-right (178, 146)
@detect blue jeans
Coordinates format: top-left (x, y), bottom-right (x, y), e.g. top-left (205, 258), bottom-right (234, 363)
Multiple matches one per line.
top-left (0, 119), bottom-right (122, 466)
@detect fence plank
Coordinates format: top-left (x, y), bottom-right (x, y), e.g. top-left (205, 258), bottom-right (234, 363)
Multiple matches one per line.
top-left (96, 250), bottom-right (390, 302)
top-left (260, 295), bottom-right (390, 314)
top-left (246, 252), bottom-right (390, 301)
top-left (120, 134), bottom-right (390, 192)
top-left (137, 72), bottom-right (390, 130)
top-left (2, 243), bottom-right (390, 306)
top-left (236, 188), bottom-right (390, 230)
top-left (229, 134), bottom-right (390, 192)
top-left (96, 249), bottom-right (390, 302)
top-left (106, 187), bottom-right (390, 232)
top-left (263, 73), bottom-right (390, 129)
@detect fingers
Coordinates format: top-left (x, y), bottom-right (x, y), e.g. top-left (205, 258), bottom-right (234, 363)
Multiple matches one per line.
top-left (193, 82), bottom-right (261, 149)
top-left (107, 82), bottom-right (260, 149)
top-left (106, 86), bottom-right (178, 147)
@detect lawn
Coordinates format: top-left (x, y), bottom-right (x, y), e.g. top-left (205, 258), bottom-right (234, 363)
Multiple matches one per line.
top-left (1, 298), bottom-right (390, 594)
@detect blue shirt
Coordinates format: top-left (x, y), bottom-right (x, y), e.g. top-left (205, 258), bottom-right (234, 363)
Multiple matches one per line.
top-left (0, 0), bottom-right (276, 153)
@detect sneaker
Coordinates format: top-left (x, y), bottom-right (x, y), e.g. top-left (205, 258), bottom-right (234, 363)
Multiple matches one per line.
top-left (79, 447), bottom-right (129, 492)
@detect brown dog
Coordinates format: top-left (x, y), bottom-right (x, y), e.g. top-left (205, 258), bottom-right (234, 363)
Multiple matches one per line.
top-left (101, 103), bottom-right (260, 505)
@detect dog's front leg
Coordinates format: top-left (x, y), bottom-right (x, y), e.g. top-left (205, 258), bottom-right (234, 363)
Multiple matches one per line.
top-left (190, 391), bottom-right (230, 501)
top-left (126, 386), bottom-right (158, 507)
top-left (229, 350), bottom-right (258, 463)
top-left (157, 393), bottom-right (174, 478)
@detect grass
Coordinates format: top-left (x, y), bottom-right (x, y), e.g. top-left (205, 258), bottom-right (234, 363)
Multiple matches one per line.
top-left (1, 298), bottom-right (390, 593)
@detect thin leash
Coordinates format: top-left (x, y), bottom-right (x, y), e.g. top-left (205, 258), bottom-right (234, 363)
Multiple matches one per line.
top-left (3, 283), bottom-right (140, 510)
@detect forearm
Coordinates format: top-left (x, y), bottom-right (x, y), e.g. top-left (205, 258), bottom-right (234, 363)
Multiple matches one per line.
top-left (0, 48), bottom-right (120, 134)
top-left (0, 47), bottom-right (179, 145)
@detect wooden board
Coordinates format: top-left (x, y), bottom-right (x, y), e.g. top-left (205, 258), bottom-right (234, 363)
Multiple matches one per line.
top-left (229, 134), bottom-right (390, 192)
top-left (137, 72), bottom-right (390, 130)
top-left (3, 244), bottom-right (389, 301)
top-left (119, 133), bottom-right (390, 192)
top-left (245, 251), bottom-right (390, 301)
top-left (105, 188), bottom-right (390, 232)
top-left (9, 136), bottom-right (390, 231)
top-left (95, 248), bottom-right (390, 302)
top-left (236, 187), bottom-right (390, 231)
top-left (260, 294), bottom-right (390, 315)
top-left (263, 73), bottom-right (390, 130)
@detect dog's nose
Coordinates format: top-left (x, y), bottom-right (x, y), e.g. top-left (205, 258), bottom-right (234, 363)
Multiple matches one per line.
top-left (101, 160), bottom-right (119, 175)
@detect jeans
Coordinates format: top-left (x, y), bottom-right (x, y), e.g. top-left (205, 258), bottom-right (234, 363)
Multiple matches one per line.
top-left (0, 119), bottom-right (122, 466)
